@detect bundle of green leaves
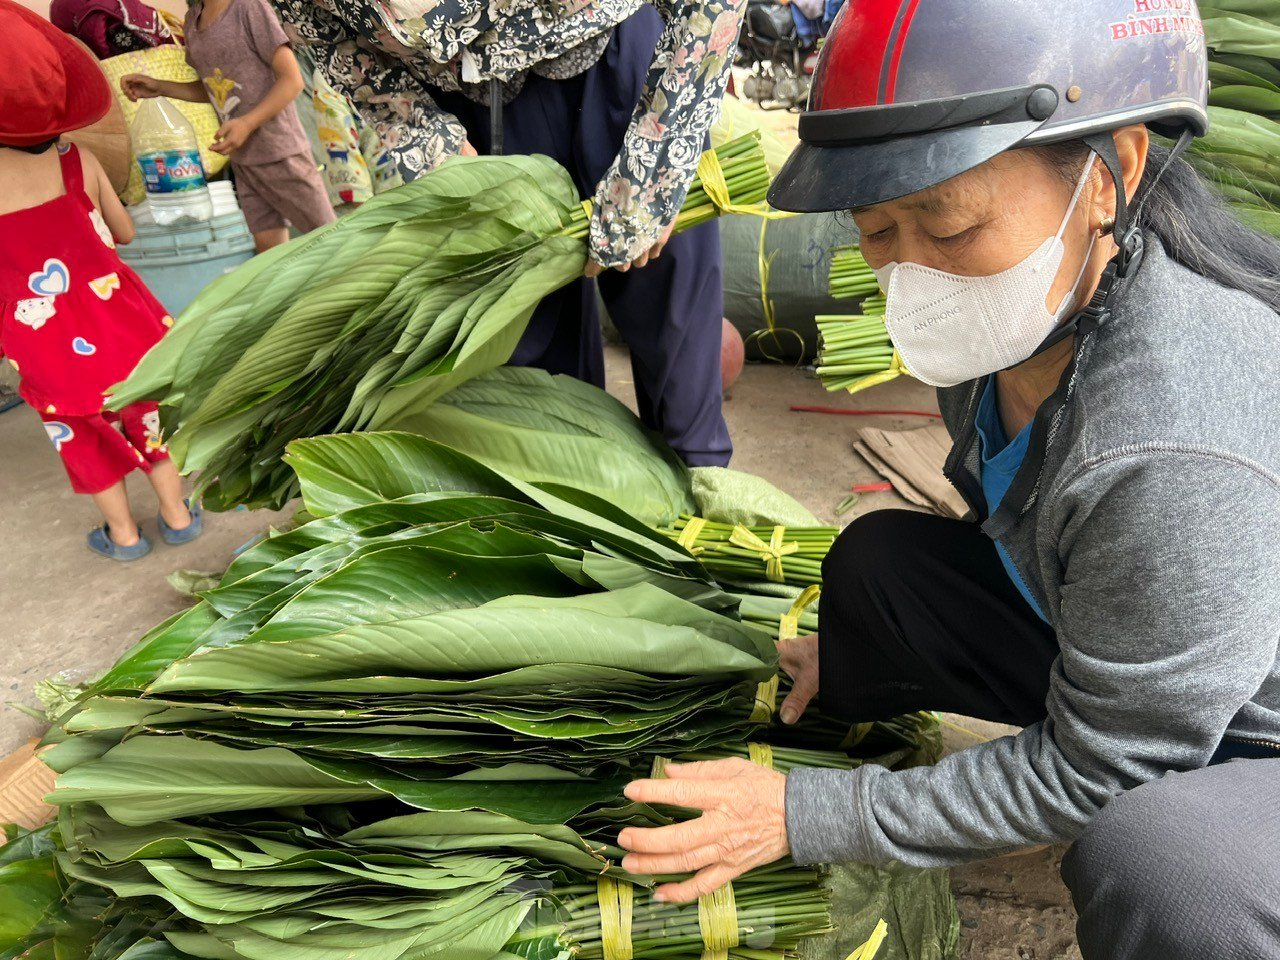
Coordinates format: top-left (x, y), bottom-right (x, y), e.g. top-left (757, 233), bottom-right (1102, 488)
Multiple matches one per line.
top-left (390, 367), bottom-right (696, 527)
top-left (1192, 1), bottom-right (1280, 235)
top-left (2, 434), bottom-right (950, 960)
top-left (108, 136), bottom-right (770, 512)
top-left (13, 433), bottom-right (842, 960)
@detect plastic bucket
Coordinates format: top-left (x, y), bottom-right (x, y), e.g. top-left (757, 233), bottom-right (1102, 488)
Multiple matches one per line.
top-left (117, 211), bottom-right (256, 317)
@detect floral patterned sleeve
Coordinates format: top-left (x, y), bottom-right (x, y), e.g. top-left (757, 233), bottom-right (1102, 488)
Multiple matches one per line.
top-left (590, 0), bottom-right (746, 268)
top-left (271, 0), bottom-right (469, 185)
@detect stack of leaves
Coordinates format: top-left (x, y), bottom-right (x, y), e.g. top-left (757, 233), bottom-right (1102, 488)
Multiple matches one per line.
top-left (827, 245), bottom-right (880, 300)
top-left (4, 814), bottom-right (835, 960)
top-left (657, 515), bottom-right (837, 587)
top-left (22, 431), bottom-right (854, 960)
top-left (1193, 1), bottom-right (1280, 235)
top-left (109, 134), bottom-right (771, 511)
top-left (0, 822), bottom-right (180, 960)
top-left (390, 366), bottom-right (695, 527)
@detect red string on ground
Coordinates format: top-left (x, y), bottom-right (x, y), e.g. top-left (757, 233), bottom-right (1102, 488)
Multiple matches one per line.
top-left (851, 482), bottom-right (894, 493)
top-left (789, 405), bottom-right (943, 419)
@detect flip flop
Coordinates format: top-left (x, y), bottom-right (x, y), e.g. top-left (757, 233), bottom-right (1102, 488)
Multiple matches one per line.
top-left (158, 499), bottom-right (204, 546)
top-left (87, 525), bottom-right (152, 561)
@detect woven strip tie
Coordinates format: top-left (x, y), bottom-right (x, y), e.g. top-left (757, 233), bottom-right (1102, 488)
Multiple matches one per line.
top-left (750, 674), bottom-right (780, 722)
top-left (747, 742), bottom-right (773, 769)
top-left (847, 347), bottom-right (905, 396)
top-left (742, 216), bottom-right (806, 364)
top-left (695, 149), bottom-right (795, 220)
top-left (839, 721), bottom-right (874, 751)
top-left (677, 516), bottom-right (708, 554)
top-left (598, 876), bottom-right (634, 960)
top-left (698, 882), bottom-right (739, 960)
top-left (779, 584), bottom-right (822, 641)
top-left (729, 524), bottom-right (799, 583)
top-left (845, 919), bottom-right (889, 960)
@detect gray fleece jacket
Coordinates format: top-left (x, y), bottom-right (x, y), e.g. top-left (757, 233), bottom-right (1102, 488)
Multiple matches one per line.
top-left (786, 237), bottom-right (1280, 868)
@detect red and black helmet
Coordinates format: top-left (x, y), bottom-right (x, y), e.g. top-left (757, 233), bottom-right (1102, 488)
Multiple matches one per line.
top-left (768, 0), bottom-right (1210, 213)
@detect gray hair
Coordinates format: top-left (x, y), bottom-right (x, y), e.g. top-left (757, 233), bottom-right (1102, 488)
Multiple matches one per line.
top-left (1036, 140), bottom-right (1280, 313)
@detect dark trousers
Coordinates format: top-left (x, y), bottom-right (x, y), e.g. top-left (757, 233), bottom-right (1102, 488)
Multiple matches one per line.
top-left (428, 9), bottom-right (732, 467)
top-left (818, 508), bottom-right (1057, 727)
top-left (822, 510), bottom-right (1280, 960)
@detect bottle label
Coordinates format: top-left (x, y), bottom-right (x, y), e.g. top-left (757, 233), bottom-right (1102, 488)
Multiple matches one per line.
top-left (138, 149), bottom-right (207, 194)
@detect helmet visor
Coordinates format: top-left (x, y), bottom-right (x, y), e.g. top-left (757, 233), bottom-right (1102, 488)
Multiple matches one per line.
top-left (768, 116), bottom-right (1046, 213)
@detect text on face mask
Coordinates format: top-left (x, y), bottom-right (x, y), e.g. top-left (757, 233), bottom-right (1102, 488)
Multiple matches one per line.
top-left (913, 305), bottom-right (963, 333)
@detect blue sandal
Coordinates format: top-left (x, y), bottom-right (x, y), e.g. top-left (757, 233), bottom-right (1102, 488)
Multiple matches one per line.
top-left (87, 525), bottom-right (152, 561)
top-left (158, 500), bottom-right (204, 546)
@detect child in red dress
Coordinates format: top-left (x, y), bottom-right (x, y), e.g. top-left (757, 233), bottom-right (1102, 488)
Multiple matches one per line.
top-left (0, 0), bottom-right (203, 560)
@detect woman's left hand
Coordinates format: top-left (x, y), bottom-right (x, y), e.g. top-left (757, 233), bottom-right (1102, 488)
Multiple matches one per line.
top-left (584, 220), bottom-right (677, 277)
top-left (618, 758), bottom-right (790, 903)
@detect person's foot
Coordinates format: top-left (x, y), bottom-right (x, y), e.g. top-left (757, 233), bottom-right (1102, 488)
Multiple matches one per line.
top-left (87, 524), bottom-right (152, 561)
top-left (158, 499), bottom-right (204, 546)
top-left (160, 500), bottom-right (192, 531)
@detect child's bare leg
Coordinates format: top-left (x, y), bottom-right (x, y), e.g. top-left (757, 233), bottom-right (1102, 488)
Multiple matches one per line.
top-left (146, 459), bottom-right (192, 530)
top-left (91, 481), bottom-right (141, 546)
top-left (253, 227), bottom-right (289, 252)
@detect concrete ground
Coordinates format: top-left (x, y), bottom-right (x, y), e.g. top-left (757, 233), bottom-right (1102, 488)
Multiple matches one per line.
top-left (0, 349), bottom-right (1079, 959)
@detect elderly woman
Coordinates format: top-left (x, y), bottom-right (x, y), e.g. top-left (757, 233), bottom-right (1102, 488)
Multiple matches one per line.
top-left (619, 2), bottom-right (1280, 957)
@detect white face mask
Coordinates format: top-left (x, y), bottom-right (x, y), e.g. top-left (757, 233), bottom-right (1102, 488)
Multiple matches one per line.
top-left (871, 153), bottom-right (1099, 388)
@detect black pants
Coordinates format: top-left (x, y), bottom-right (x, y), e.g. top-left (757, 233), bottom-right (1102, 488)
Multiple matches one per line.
top-left (822, 510), bottom-right (1280, 960)
top-left (818, 509), bottom-right (1057, 727)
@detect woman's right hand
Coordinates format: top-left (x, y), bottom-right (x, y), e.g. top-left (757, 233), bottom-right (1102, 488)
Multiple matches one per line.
top-left (120, 74), bottom-right (161, 102)
top-left (778, 633), bottom-right (819, 725)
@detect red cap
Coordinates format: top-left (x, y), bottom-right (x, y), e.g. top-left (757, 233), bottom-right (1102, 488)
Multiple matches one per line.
top-left (0, 0), bottom-right (112, 147)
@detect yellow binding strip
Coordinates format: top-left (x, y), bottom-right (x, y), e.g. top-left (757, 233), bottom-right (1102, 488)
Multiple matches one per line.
top-left (697, 882), bottom-right (739, 960)
top-left (598, 876), bottom-right (634, 960)
top-left (695, 150), bottom-right (794, 220)
top-left (751, 674), bottom-right (780, 722)
top-left (677, 516), bottom-right (708, 553)
top-left (847, 348), bottom-right (905, 396)
top-left (779, 584), bottom-right (822, 641)
top-left (747, 742), bottom-right (774, 769)
top-left (729, 524), bottom-right (799, 584)
top-left (845, 919), bottom-right (890, 960)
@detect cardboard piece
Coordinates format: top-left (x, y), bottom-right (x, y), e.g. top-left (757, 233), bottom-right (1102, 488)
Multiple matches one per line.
top-left (0, 740), bottom-right (57, 830)
top-left (853, 423), bottom-right (971, 520)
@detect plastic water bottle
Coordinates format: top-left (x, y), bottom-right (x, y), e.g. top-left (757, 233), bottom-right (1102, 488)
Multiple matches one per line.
top-left (131, 97), bottom-right (214, 225)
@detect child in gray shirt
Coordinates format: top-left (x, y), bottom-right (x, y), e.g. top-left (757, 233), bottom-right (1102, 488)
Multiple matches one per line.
top-left (121, 0), bottom-right (335, 251)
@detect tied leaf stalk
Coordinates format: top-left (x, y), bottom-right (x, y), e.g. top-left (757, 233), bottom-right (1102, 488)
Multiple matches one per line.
top-left (828, 245), bottom-right (880, 300)
top-left (658, 515), bottom-right (837, 587)
top-left (815, 294), bottom-right (896, 392)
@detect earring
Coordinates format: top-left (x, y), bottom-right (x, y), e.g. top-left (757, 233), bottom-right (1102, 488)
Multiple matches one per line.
top-left (1099, 215), bottom-right (1116, 236)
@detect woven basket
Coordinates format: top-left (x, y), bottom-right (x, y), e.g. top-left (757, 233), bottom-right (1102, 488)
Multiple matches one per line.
top-left (63, 39), bottom-right (132, 195)
top-left (100, 46), bottom-right (229, 205)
